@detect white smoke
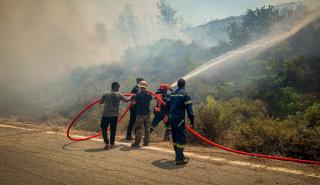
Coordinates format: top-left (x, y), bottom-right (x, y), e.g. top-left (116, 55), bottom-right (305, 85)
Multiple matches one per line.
top-left (0, 0), bottom-right (188, 90)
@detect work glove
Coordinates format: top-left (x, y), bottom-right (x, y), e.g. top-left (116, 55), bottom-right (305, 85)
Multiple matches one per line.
top-left (189, 116), bottom-right (195, 129)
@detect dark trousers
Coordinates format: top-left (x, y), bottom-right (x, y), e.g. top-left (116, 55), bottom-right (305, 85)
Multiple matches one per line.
top-left (151, 111), bottom-right (170, 140)
top-left (126, 108), bottom-right (137, 137)
top-left (100, 116), bottom-right (118, 145)
top-left (151, 111), bottom-right (170, 128)
top-left (170, 117), bottom-right (186, 161)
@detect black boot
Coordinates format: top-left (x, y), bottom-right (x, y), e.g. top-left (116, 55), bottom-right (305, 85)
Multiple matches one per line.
top-left (174, 146), bottom-right (186, 160)
top-left (175, 147), bottom-right (188, 165)
top-left (173, 145), bottom-right (178, 161)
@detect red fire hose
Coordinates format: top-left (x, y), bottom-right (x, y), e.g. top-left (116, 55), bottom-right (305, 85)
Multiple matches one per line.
top-left (67, 91), bottom-right (320, 165)
top-left (186, 125), bottom-right (320, 165)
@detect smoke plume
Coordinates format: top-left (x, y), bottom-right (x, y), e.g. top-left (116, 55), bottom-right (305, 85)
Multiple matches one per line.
top-left (0, 0), bottom-right (116, 90)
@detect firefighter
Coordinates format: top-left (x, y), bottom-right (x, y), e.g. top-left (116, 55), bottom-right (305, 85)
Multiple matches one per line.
top-left (150, 82), bottom-right (172, 141)
top-left (126, 77), bottom-right (144, 140)
top-left (165, 79), bottom-right (195, 165)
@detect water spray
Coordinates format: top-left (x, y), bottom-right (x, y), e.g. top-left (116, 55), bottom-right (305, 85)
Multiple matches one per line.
top-left (171, 10), bottom-right (320, 88)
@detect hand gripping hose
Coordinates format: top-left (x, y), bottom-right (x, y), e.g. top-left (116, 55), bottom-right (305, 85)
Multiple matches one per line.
top-left (67, 91), bottom-right (320, 165)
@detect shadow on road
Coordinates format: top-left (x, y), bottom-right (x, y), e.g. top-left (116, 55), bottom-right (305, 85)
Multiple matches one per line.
top-left (85, 145), bottom-right (121, 153)
top-left (62, 142), bottom-right (122, 152)
top-left (119, 145), bottom-right (139, 152)
top-left (152, 159), bottom-right (185, 170)
top-left (62, 142), bottom-right (84, 151)
top-left (84, 148), bottom-right (105, 152)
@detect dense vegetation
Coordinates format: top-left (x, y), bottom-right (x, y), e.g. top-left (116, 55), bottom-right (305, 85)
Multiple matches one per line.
top-left (191, 6), bottom-right (320, 160)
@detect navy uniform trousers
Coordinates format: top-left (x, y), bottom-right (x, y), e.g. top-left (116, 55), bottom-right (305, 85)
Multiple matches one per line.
top-left (170, 117), bottom-right (186, 161)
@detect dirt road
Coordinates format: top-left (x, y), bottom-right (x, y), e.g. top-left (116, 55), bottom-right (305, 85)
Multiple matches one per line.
top-left (0, 121), bottom-right (319, 185)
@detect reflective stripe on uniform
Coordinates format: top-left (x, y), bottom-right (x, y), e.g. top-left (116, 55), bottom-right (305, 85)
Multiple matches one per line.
top-left (178, 120), bottom-right (184, 127)
top-left (170, 94), bottom-right (184, 97)
top-left (177, 144), bottom-right (186, 148)
top-left (184, 100), bottom-right (192, 105)
top-left (173, 143), bottom-right (177, 146)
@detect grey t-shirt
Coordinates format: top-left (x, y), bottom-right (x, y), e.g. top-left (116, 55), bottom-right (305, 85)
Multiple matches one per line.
top-left (101, 91), bottom-right (126, 117)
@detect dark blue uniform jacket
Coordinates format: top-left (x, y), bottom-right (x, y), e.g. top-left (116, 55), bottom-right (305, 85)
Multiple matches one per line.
top-left (166, 88), bottom-right (194, 121)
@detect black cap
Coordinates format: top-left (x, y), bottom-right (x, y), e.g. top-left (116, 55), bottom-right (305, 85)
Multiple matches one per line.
top-left (136, 77), bottom-right (144, 84)
top-left (177, 79), bottom-right (185, 88)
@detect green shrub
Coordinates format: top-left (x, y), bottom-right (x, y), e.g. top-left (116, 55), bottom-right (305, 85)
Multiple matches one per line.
top-left (197, 96), bottom-right (224, 140)
top-left (222, 98), bottom-right (267, 122)
top-left (284, 126), bottom-right (320, 160)
top-left (233, 113), bottom-right (320, 160)
top-left (303, 103), bottom-right (320, 127)
top-left (195, 96), bottom-right (267, 142)
top-left (277, 87), bottom-right (306, 115)
top-left (194, 97), bottom-right (319, 160)
top-left (234, 118), bottom-right (280, 153)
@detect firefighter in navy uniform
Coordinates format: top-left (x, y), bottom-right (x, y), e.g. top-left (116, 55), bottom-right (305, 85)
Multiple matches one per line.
top-left (165, 79), bottom-right (195, 165)
top-left (150, 83), bottom-right (172, 141)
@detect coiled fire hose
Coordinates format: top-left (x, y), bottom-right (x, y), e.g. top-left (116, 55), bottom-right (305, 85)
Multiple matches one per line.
top-left (67, 91), bottom-right (320, 165)
top-left (66, 94), bottom-right (132, 141)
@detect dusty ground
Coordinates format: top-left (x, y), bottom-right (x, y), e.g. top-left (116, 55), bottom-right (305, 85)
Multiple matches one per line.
top-left (0, 118), bottom-right (319, 185)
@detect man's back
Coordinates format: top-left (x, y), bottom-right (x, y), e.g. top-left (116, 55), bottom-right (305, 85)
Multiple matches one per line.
top-left (169, 88), bottom-right (193, 119)
top-left (134, 91), bottom-right (152, 115)
top-left (101, 91), bottom-right (125, 117)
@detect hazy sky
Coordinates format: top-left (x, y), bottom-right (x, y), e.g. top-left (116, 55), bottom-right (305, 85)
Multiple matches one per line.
top-left (170, 0), bottom-right (302, 25)
top-left (86, 0), bottom-right (302, 27)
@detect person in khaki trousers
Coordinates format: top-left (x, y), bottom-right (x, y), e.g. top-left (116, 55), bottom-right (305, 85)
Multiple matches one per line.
top-left (131, 81), bottom-right (152, 148)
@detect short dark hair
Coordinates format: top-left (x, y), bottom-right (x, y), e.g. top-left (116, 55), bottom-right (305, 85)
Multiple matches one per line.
top-left (111, 82), bottom-right (120, 91)
top-left (136, 77), bottom-right (144, 84)
top-left (177, 79), bottom-right (185, 88)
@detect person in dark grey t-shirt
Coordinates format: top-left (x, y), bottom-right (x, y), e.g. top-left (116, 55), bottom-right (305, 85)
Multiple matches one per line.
top-left (99, 82), bottom-right (130, 150)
